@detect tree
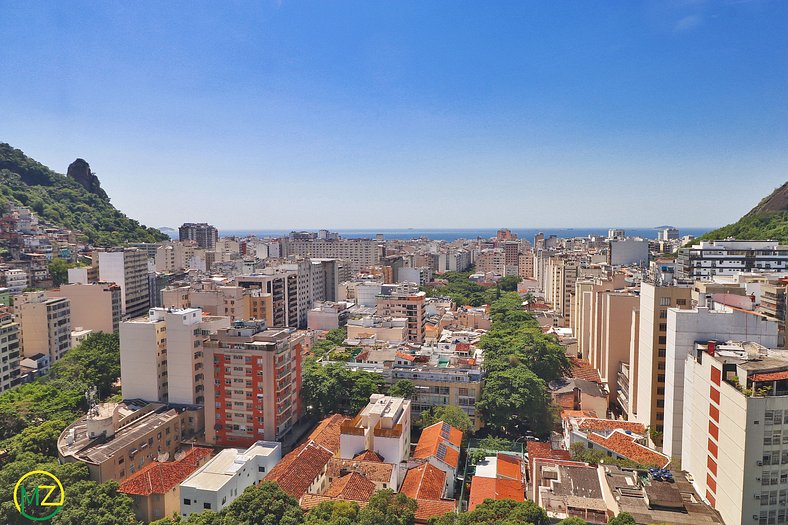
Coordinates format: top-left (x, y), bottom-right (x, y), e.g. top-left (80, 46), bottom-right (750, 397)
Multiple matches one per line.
top-left (222, 482), bottom-right (304, 525)
top-left (301, 362), bottom-right (385, 418)
top-left (608, 513), bottom-right (637, 525)
top-left (497, 275), bottom-right (521, 292)
top-left (477, 364), bottom-right (551, 438)
top-left (428, 499), bottom-right (548, 525)
top-left (557, 519), bottom-right (588, 525)
top-left (51, 480), bottom-right (137, 525)
top-left (357, 490), bottom-right (417, 525)
top-left (389, 379), bottom-right (415, 399)
top-left (48, 258), bottom-right (71, 286)
top-left (420, 405), bottom-right (473, 434)
top-left (304, 500), bottom-right (360, 525)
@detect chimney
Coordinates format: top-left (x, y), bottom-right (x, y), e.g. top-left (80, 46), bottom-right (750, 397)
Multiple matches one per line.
top-left (707, 340), bottom-right (716, 356)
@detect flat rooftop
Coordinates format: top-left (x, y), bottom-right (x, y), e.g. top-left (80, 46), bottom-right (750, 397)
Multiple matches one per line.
top-left (181, 442), bottom-right (279, 492)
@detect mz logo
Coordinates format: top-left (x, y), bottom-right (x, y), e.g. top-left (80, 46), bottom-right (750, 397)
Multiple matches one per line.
top-left (13, 470), bottom-right (65, 521)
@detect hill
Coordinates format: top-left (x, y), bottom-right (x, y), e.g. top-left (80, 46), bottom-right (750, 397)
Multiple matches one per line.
top-left (0, 143), bottom-right (168, 245)
top-left (696, 182), bottom-right (788, 244)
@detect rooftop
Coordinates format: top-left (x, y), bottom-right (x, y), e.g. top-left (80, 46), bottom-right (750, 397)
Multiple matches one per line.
top-left (118, 447), bottom-right (212, 496)
top-left (265, 441), bottom-right (333, 499)
top-left (180, 441), bottom-right (280, 492)
top-left (400, 462), bottom-right (447, 501)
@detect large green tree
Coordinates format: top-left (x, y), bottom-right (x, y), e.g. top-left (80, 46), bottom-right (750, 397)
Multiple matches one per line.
top-left (477, 364), bottom-right (551, 437)
top-left (419, 405), bottom-right (473, 434)
top-left (357, 490), bottom-right (417, 525)
top-left (389, 379), bottom-right (416, 399)
top-left (304, 500), bottom-right (361, 525)
top-left (221, 482), bottom-right (304, 525)
top-left (428, 499), bottom-right (548, 525)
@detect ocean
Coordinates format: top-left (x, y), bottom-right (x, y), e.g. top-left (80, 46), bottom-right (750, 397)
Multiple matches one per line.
top-left (166, 227), bottom-right (712, 242)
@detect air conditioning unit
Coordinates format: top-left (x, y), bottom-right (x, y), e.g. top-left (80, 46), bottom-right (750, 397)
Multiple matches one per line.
top-left (755, 494), bottom-right (761, 499)
top-left (757, 460), bottom-right (764, 466)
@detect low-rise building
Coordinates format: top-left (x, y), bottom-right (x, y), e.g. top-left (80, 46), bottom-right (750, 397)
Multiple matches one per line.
top-left (340, 394), bottom-right (411, 465)
top-left (119, 447), bottom-right (213, 523)
top-left (179, 441), bottom-right (282, 518)
top-left (307, 301), bottom-right (352, 331)
top-left (57, 401), bottom-right (204, 483)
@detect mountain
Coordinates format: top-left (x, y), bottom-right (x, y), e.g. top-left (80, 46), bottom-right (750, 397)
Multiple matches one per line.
top-left (696, 182), bottom-right (788, 243)
top-left (0, 143), bottom-right (168, 245)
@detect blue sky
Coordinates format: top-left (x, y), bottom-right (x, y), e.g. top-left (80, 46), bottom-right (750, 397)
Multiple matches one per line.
top-left (1, 1), bottom-right (786, 230)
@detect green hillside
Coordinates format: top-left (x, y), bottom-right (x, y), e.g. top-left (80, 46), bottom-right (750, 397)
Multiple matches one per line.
top-left (0, 143), bottom-right (167, 246)
top-left (696, 182), bottom-right (788, 244)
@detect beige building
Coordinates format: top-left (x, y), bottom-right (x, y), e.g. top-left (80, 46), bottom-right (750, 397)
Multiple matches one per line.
top-left (376, 285), bottom-right (426, 344)
top-left (635, 281), bottom-right (692, 432)
top-left (518, 251), bottom-right (534, 279)
top-left (545, 256), bottom-right (579, 327)
top-left (57, 401), bottom-right (203, 483)
top-left (162, 281), bottom-right (251, 321)
top-left (476, 249), bottom-right (506, 276)
top-left (346, 316), bottom-right (408, 343)
top-left (49, 282), bottom-right (121, 333)
top-left (14, 291), bottom-right (71, 363)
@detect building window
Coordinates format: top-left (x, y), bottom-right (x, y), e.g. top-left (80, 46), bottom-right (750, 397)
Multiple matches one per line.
top-left (203, 503), bottom-right (211, 510)
top-left (660, 297), bottom-right (671, 306)
top-left (183, 499), bottom-right (191, 506)
top-left (676, 299), bottom-right (687, 306)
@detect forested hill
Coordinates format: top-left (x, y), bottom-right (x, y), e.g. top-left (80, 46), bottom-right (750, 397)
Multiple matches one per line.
top-left (696, 182), bottom-right (788, 244)
top-left (0, 143), bottom-right (168, 246)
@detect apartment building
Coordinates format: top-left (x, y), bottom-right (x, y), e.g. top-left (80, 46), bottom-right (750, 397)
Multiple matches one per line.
top-left (2, 267), bottom-right (28, 293)
top-left (179, 223), bottom-right (219, 250)
top-left (376, 284), bottom-right (426, 344)
top-left (518, 250), bottom-right (534, 279)
top-left (545, 256), bottom-right (579, 327)
top-left (607, 238), bottom-right (649, 267)
top-left (288, 238), bottom-right (379, 272)
top-left (635, 281), bottom-right (693, 432)
top-left (235, 273), bottom-right (299, 328)
top-left (682, 342), bottom-right (788, 525)
top-left (476, 249), bottom-right (505, 276)
top-left (98, 248), bottom-right (151, 319)
top-left (677, 240), bottom-right (788, 280)
top-left (120, 307), bottom-right (231, 405)
top-left (49, 282), bottom-right (122, 333)
top-left (307, 301), bottom-right (352, 331)
top-left (14, 291), bottom-right (71, 363)
top-left (339, 394), bottom-right (411, 464)
top-left (57, 401), bottom-right (203, 482)
top-left (0, 309), bottom-right (21, 393)
top-left (162, 281), bottom-right (251, 321)
top-left (663, 306), bottom-right (779, 459)
top-left (346, 316), bottom-right (407, 343)
top-left (203, 321), bottom-right (305, 446)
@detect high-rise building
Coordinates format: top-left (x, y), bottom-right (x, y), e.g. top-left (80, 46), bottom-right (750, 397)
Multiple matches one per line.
top-left (179, 223), bottom-right (219, 250)
top-left (120, 308), bottom-right (231, 405)
top-left (635, 281), bottom-right (692, 432)
top-left (677, 240), bottom-right (788, 280)
top-left (14, 291), bottom-right (71, 363)
top-left (376, 284), bottom-right (426, 344)
top-left (98, 249), bottom-right (151, 319)
top-left (203, 321), bottom-right (305, 447)
top-left (0, 308), bottom-right (21, 393)
top-left (235, 274), bottom-right (299, 328)
top-left (48, 282), bottom-right (122, 333)
top-left (663, 305), bottom-right (778, 459)
top-left (682, 341), bottom-right (788, 525)
top-left (287, 237), bottom-right (379, 272)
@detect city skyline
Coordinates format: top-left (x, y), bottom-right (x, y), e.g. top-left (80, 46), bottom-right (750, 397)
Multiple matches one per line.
top-left (2, 1), bottom-right (787, 229)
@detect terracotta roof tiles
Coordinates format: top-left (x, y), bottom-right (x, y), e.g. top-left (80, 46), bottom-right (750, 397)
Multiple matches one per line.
top-left (400, 463), bottom-right (447, 500)
top-left (118, 447), bottom-right (213, 496)
top-left (326, 457), bottom-right (394, 484)
top-left (414, 499), bottom-right (457, 523)
top-left (577, 417), bottom-right (645, 435)
top-left (412, 421), bottom-right (462, 469)
top-left (265, 441), bottom-right (333, 499)
top-left (309, 414), bottom-right (350, 455)
top-left (323, 472), bottom-right (376, 501)
top-left (587, 430), bottom-right (670, 468)
top-left (468, 476), bottom-right (524, 511)
top-left (353, 450), bottom-right (383, 462)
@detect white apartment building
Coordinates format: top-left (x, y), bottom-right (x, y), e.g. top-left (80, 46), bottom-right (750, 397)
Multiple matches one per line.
top-left (179, 441), bottom-right (281, 518)
top-left (98, 248), bottom-right (151, 319)
top-left (682, 342), bottom-right (788, 525)
top-left (664, 306), bottom-right (779, 459)
top-left (120, 307), bottom-right (230, 405)
top-left (287, 238), bottom-right (379, 272)
top-left (3, 268), bottom-right (28, 294)
top-left (678, 240), bottom-right (788, 280)
top-left (339, 394), bottom-right (411, 464)
top-left (607, 238), bottom-right (649, 267)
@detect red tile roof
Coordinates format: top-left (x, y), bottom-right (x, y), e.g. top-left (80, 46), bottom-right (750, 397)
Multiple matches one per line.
top-left (413, 421), bottom-right (462, 469)
top-left (301, 494), bottom-right (368, 511)
top-left (570, 357), bottom-right (603, 384)
top-left (326, 457), bottom-right (393, 483)
top-left (396, 351), bottom-right (417, 361)
top-left (309, 414), bottom-right (350, 454)
top-left (588, 430), bottom-right (670, 468)
top-left (353, 450), bottom-right (383, 462)
top-left (414, 499), bottom-right (457, 523)
top-left (266, 441), bottom-right (333, 499)
top-left (576, 417), bottom-right (646, 435)
top-left (323, 472), bottom-right (376, 501)
top-left (526, 442), bottom-right (571, 480)
top-left (495, 453), bottom-right (523, 482)
top-left (750, 370), bottom-right (788, 382)
top-left (400, 463), bottom-right (447, 500)
top-left (468, 476), bottom-right (524, 511)
top-left (118, 447), bottom-right (213, 496)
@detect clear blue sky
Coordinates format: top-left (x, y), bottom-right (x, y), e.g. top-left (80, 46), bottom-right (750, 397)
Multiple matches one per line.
top-left (1, 1), bottom-right (786, 230)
